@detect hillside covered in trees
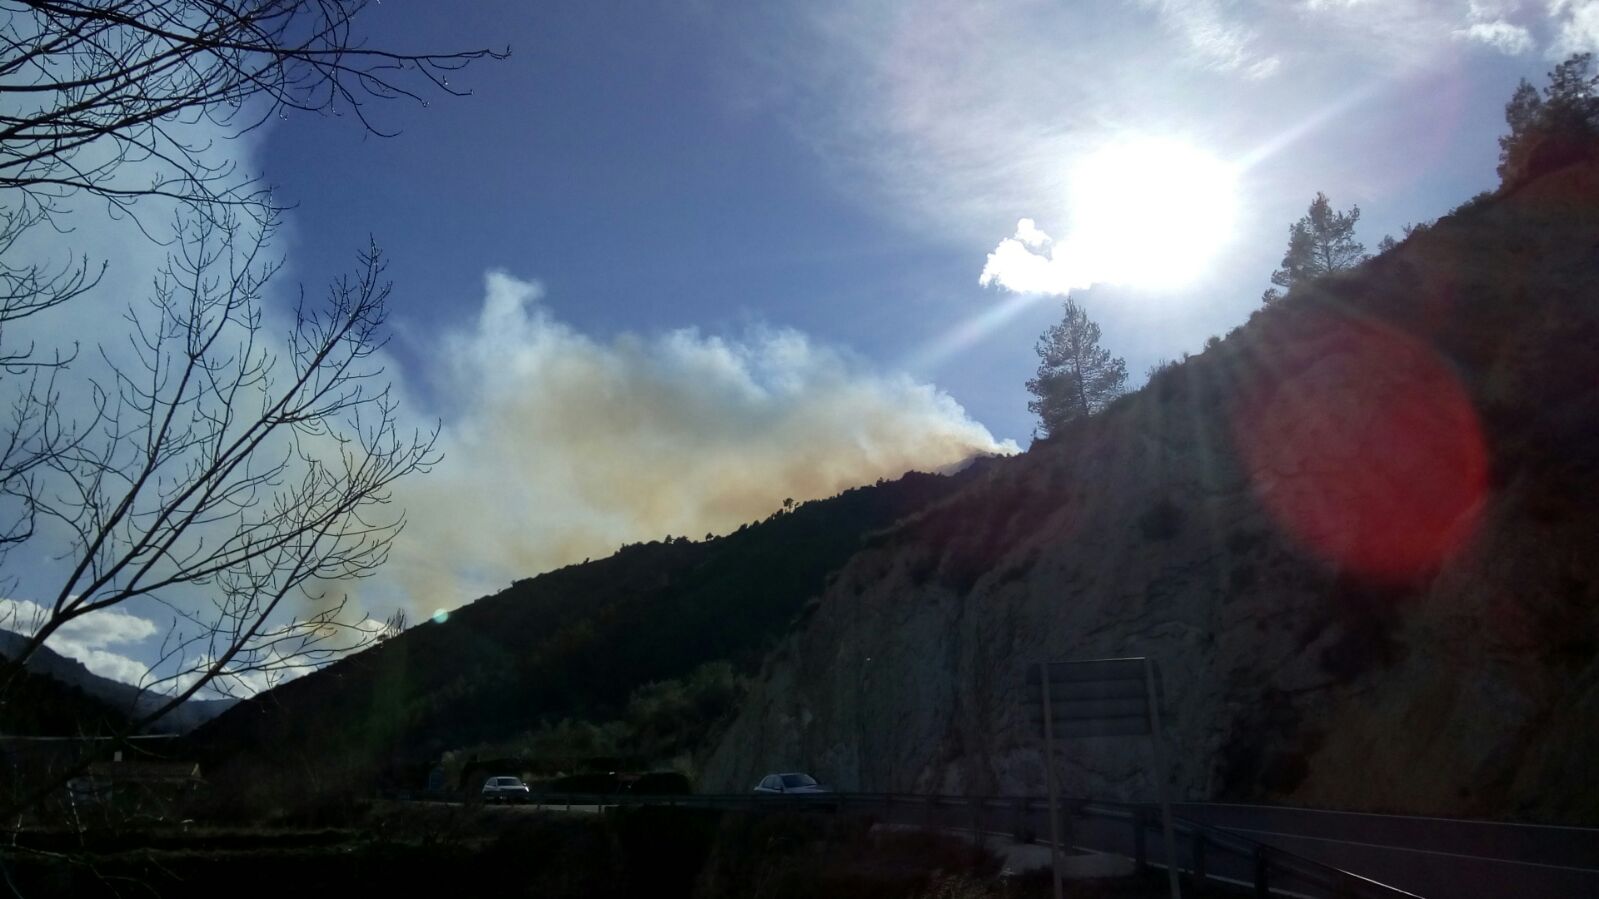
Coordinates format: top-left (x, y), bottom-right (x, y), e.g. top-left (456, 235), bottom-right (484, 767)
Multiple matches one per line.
top-left (191, 467), bottom-right (990, 805)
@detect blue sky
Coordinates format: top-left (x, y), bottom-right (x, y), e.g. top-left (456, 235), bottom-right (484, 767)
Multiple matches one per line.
top-left (257, 1), bottom-right (1556, 442)
top-left (11, 0), bottom-right (1597, 689)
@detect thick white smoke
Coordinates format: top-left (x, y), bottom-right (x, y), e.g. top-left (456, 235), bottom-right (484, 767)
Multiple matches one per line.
top-left (376, 271), bottom-right (1016, 614)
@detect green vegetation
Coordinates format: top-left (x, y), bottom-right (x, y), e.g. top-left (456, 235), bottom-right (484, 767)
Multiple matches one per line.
top-left (1499, 53), bottom-right (1599, 188)
top-left (439, 661), bottom-right (748, 786)
top-left (1026, 299), bottom-right (1128, 439)
top-left (1260, 192), bottom-right (1367, 305)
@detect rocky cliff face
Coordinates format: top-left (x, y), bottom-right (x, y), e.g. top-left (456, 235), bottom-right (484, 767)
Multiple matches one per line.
top-left (702, 166), bottom-right (1599, 824)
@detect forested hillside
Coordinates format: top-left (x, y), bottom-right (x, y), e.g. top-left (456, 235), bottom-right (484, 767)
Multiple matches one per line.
top-left (193, 467), bottom-right (988, 803)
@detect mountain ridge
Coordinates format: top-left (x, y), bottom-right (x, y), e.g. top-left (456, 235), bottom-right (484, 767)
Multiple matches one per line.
top-left (0, 630), bottom-right (237, 735)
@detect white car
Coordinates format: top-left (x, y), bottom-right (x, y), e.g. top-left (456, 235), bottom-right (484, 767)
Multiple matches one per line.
top-left (753, 772), bottom-right (831, 794)
top-left (480, 775), bottom-right (531, 803)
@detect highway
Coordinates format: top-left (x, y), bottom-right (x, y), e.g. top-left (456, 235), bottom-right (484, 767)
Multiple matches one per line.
top-left (428, 790), bottom-right (1599, 897)
top-left (1172, 802), bottom-right (1599, 899)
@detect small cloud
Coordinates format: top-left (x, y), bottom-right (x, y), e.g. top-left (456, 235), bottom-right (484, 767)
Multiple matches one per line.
top-left (1139, 0), bottom-right (1276, 76)
top-left (1246, 55), bottom-right (1282, 79)
top-left (1014, 217), bottom-right (1051, 247)
top-left (1455, 19), bottom-right (1535, 54)
top-left (979, 220), bottom-right (1086, 296)
top-left (167, 646), bottom-right (324, 699)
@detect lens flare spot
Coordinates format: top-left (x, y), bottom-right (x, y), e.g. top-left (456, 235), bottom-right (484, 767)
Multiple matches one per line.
top-left (431, 608), bottom-right (450, 625)
top-left (1231, 310), bottom-right (1488, 583)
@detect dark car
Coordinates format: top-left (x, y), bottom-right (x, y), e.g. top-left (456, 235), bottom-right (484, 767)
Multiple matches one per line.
top-left (753, 772), bottom-right (831, 795)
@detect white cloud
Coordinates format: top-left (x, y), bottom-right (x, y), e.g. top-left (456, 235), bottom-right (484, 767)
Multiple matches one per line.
top-left (167, 646), bottom-right (326, 699)
top-left (1457, 19), bottom-right (1537, 53)
top-left (1013, 217), bottom-right (1051, 248)
top-left (1137, 0), bottom-right (1277, 76)
top-left (1550, 0), bottom-right (1599, 55)
top-left (980, 220), bottom-right (1087, 295)
top-left (0, 597), bottom-right (157, 685)
top-left (363, 271), bottom-right (1017, 614)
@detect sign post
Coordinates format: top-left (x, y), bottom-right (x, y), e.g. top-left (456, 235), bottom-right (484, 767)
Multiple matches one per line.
top-left (1039, 663), bottom-right (1064, 899)
top-left (1028, 656), bottom-right (1180, 899)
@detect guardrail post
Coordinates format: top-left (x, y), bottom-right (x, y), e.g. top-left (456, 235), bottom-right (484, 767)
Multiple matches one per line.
top-left (925, 794), bottom-right (937, 827)
top-left (1134, 808), bottom-right (1148, 870)
top-left (1014, 796), bottom-right (1030, 842)
top-left (1191, 831), bottom-right (1206, 884)
top-left (1253, 846), bottom-right (1270, 899)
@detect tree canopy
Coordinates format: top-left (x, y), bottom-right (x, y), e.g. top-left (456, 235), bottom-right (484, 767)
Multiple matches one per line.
top-left (1498, 53), bottom-right (1599, 189)
top-left (1026, 298), bottom-right (1127, 438)
top-left (1261, 192), bottom-right (1367, 304)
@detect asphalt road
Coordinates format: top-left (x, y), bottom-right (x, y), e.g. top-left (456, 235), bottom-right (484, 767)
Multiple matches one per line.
top-left (1170, 802), bottom-right (1599, 899)
top-left (435, 791), bottom-right (1599, 898)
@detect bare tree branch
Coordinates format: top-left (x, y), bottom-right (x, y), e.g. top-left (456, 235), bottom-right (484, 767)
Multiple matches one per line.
top-left (1, 0), bottom-right (508, 215)
top-left (0, 0), bottom-right (495, 822)
top-left (0, 213), bottom-right (438, 821)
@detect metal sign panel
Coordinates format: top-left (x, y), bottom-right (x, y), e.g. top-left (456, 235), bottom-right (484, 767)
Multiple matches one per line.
top-left (1027, 658), bottom-right (1147, 683)
top-left (1029, 656), bottom-right (1180, 899)
top-left (1026, 658), bottom-right (1152, 738)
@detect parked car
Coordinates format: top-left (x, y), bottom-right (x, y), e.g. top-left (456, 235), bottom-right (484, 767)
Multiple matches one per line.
top-left (753, 773), bottom-right (831, 795)
top-left (480, 775), bottom-right (531, 803)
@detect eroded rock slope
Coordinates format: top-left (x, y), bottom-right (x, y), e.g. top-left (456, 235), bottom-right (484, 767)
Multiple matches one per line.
top-left (703, 166), bottom-right (1599, 824)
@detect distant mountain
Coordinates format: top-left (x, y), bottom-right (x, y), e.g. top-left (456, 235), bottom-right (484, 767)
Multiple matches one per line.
top-left (0, 631), bottom-right (238, 734)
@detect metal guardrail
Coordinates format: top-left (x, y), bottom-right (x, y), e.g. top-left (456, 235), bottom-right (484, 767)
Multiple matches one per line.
top-left (383, 789), bottom-right (1422, 898)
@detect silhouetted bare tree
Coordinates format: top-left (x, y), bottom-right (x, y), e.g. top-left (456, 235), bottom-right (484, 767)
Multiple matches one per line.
top-left (0, 0), bottom-right (497, 761)
top-left (3, 210), bottom-right (438, 705)
top-left (1, 0), bottom-right (506, 212)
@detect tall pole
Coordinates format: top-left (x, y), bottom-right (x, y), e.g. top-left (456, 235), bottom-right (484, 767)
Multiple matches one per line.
top-left (1041, 662), bottom-right (1065, 899)
top-left (1145, 657), bottom-right (1182, 899)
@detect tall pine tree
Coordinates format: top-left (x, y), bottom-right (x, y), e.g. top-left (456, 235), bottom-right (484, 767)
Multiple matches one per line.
top-left (1027, 299), bottom-right (1127, 438)
top-left (1497, 53), bottom-right (1599, 189)
top-left (1261, 192), bottom-right (1367, 304)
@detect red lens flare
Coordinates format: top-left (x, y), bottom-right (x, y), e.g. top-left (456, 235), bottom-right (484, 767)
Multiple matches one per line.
top-left (1231, 309), bottom-right (1489, 584)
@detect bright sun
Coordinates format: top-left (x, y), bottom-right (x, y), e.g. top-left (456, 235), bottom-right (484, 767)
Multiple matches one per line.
top-left (1065, 136), bottom-right (1239, 290)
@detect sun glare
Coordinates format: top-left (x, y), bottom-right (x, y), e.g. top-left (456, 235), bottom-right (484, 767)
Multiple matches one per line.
top-left (1066, 137), bottom-right (1239, 290)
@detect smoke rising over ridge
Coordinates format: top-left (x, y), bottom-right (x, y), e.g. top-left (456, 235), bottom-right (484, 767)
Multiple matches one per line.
top-left (376, 272), bottom-right (1016, 614)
